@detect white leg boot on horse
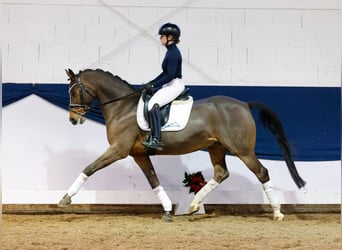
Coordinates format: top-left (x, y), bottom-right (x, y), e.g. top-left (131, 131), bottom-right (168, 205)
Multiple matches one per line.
top-left (188, 179), bottom-right (219, 214)
top-left (58, 172), bottom-right (88, 207)
top-left (263, 181), bottom-right (284, 221)
top-left (153, 185), bottom-right (173, 222)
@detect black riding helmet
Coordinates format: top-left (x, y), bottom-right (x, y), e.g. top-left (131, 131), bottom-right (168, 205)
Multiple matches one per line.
top-left (158, 23), bottom-right (181, 43)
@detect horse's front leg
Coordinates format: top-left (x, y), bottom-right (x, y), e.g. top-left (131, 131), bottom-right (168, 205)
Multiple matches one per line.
top-left (133, 155), bottom-right (173, 222)
top-left (58, 145), bottom-right (127, 207)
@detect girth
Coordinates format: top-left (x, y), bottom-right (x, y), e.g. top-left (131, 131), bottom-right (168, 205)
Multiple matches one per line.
top-left (142, 88), bottom-right (190, 126)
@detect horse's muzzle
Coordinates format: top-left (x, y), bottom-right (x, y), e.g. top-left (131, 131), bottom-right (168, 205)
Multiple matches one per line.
top-left (69, 110), bottom-right (86, 125)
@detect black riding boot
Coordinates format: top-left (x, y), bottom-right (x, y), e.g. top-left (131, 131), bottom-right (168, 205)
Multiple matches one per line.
top-left (142, 104), bottom-right (164, 150)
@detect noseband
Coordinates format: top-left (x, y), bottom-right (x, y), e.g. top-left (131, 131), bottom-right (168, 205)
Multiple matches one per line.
top-left (69, 75), bottom-right (95, 113)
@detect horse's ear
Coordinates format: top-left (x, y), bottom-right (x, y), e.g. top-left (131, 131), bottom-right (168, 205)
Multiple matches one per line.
top-left (65, 68), bottom-right (76, 81)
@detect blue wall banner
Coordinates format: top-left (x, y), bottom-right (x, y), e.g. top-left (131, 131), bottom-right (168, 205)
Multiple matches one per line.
top-left (3, 83), bottom-right (340, 161)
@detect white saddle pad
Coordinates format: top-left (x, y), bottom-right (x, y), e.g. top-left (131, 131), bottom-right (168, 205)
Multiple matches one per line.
top-left (137, 96), bottom-right (193, 131)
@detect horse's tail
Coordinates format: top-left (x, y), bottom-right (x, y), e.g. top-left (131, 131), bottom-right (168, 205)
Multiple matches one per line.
top-left (248, 102), bottom-right (306, 189)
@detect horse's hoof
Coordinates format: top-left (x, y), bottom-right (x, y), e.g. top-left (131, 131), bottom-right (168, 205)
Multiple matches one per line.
top-left (162, 212), bottom-right (173, 222)
top-left (273, 212), bottom-right (285, 221)
top-left (58, 194), bottom-right (72, 208)
top-left (188, 204), bottom-right (200, 215)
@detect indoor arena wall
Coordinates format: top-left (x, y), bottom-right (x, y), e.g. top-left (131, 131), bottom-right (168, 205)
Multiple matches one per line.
top-left (2, 0), bottom-right (341, 206)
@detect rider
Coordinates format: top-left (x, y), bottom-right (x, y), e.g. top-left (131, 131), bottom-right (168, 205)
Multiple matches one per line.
top-left (141, 23), bottom-right (185, 150)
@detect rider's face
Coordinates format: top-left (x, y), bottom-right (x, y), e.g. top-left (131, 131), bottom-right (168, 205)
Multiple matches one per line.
top-left (160, 35), bottom-right (167, 45)
top-left (160, 35), bottom-right (173, 46)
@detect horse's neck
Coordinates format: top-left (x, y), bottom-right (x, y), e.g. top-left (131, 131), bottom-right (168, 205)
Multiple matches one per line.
top-left (100, 96), bottom-right (138, 124)
top-left (94, 76), bottom-right (132, 102)
top-left (95, 79), bottom-right (137, 122)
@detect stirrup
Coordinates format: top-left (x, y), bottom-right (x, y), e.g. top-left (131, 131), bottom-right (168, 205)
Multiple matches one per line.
top-left (142, 137), bottom-right (164, 150)
top-left (141, 135), bottom-right (152, 147)
top-left (150, 138), bottom-right (164, 149)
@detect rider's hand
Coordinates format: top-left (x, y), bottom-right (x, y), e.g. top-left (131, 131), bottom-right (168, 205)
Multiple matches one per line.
top-left (140, 83), bottom-right (154, 92)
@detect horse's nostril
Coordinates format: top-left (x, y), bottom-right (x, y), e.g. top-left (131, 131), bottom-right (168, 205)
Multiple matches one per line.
top-left (69, 117), bottom-right (77, 125)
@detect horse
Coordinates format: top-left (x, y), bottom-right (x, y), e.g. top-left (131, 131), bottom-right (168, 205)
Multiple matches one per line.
top-left (58, 68), bottom-right (306, 221)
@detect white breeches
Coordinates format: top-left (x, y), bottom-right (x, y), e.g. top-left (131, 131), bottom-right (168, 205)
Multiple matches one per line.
top-left (148, 78), bottom-right (185, 110)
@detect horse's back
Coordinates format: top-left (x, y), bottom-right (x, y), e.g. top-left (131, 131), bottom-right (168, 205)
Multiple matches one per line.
top-left (189, 95), bottom-right (256, 148)
top-left (193, 95), bottom-right (251, 119)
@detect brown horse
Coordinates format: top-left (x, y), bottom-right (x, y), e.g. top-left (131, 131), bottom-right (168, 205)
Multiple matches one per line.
top-left (58, 69), bottom-right (306, 221)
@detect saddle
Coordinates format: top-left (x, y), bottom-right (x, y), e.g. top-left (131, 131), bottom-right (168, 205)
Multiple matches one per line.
top-left (142, 88), bottom-right (190, 126)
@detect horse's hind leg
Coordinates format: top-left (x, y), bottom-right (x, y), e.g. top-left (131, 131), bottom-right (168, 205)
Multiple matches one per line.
top-left (189, 143), bottom-right (229, 214)
top-left (239, 152), bottom-right (284, 221)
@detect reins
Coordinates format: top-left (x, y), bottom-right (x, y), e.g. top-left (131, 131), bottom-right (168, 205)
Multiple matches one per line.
top-left (88, 92), bottom-right (140, 110)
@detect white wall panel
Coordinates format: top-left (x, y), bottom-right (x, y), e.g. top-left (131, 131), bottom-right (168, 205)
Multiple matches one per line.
top-left (245, 9), bottom-right (275, 27)
top-left (232, 28), bottom-right (291, 47)
top-left (85, 25), bottom-right (116, 45)
top-left (98, 7), bottom-right (129, 26)
top-left (290, 29), bottom-right (341, 48)
top-left (188, 46), bottom-right (218, 66)
top-left (308, 48), bottom-right (341, 66)
top-left (39, 44), bottom-right (69, 64)
top-left (248, 47), bottom-right (277, 66)
top-left (276, 47), bottom-right (306, 66)
top-left (273, 10), bottom-right (302, 28)
top-left (7, 5), bottom-right (40, 24)
top-left (55, 25), bottom-right (85, 44)
top-left (127, 7), bottom-right (161, 28)
top-left (3, 1), bottom-right (341, 85)
top-left (8, 43), bottom-right (39, 63)
top-left (5, 24), bottom-right (26, 42)
top-left (68, 44), bottom-right (99, 64)
top-left (187, 8), bottom-right (217, 27)
top-left (26, 24), bottom-right (56, 43)
top-left (99, 43), bottom-right (129, 64)
top-left (318, 65), bottom-right (340, 83)
top-left (69, 6), bottom-right (100, 25)
top-left (129, 45), bottom-right (160, 65)
top-left (303, 10), bottom-right (341, 29)
top-left (22, 63), bottom-right (54, 83)
top-left (2, 0), bottom-right (341, 9)
top-left (288, 65), bottom-right (319, 83)
top-left (203, 65), bottom-right (232, 83)
top-left (190, 0), bottom-right (341, 9)
top-left (215, 9), bottom-right (245, 28)
top-left (2, 63), bottom-right (23, 82)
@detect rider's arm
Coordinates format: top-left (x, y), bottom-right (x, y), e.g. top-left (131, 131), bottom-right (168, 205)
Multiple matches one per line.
top-left (149, 50), bottom-right (179, 88)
